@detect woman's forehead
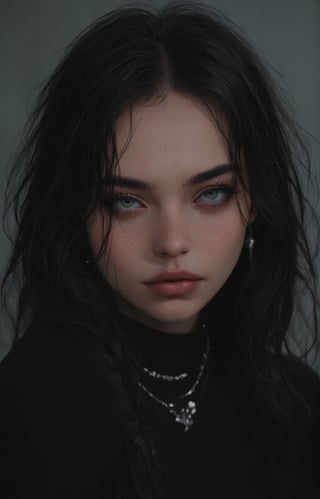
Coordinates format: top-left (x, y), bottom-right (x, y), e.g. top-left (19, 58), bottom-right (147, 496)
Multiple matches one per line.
top-left (112, 91), bottom-right (230, 181)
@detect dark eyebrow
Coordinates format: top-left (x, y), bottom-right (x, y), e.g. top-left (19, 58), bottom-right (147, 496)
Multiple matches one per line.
top-left (186, 163), bottom-right (238, 186)
top-left (107, 176), bottom-right (155, 190)
top-left (106, 163), bottom-right (237, 190)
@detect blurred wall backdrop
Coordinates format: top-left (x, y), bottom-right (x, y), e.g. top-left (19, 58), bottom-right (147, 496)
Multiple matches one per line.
top-left (1, 0), bottom-right (319, 363)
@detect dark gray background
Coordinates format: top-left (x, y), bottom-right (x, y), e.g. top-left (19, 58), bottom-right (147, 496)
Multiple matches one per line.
top-left (1, 0), bottom-right (319, 364)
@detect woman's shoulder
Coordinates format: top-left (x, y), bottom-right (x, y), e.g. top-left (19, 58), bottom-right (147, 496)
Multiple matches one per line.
top-left (274, 353), bottom-right (320, 427)
top-left (0, 321), bottom-right (119, 435)
top-left (0, 322), bottom-right (120, 497)
top-left (277, 354), bottom-right (320, 399)
top-left (0, 322), bottom-right (106, 401)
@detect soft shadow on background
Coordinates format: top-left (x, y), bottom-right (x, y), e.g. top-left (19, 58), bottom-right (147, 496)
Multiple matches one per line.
top-left (1, 0), bottom-right (319, 367)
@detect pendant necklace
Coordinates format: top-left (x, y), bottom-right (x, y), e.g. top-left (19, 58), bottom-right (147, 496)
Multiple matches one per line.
top-left (138, 324), bottom-right (210, 432)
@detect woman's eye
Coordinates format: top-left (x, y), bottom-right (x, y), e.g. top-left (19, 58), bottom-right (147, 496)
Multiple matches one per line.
top-left (196, 187), bottom-right (233, 205)
top-left (113, 195), bottom-right (142, 211)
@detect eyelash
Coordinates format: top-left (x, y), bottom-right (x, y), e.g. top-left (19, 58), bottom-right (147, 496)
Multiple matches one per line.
top-left (103, 185), bottom-right (238, 213)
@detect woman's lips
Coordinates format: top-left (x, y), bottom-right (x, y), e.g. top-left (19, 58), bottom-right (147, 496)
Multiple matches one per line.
top-left (145, 271), bottom-right (201, 296)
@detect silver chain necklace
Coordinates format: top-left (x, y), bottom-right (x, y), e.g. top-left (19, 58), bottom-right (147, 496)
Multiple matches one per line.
top-left (139, 324), bottom-right (210, 431)
top-left (143, 366), bottom-right (189, 381)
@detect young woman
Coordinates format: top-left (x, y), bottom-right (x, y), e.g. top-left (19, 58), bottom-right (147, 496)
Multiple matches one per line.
top-left (1, 3), bottom-right (319, 498)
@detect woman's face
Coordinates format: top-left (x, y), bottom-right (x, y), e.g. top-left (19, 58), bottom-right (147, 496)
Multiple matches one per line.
top-left (87, 91), bottom-right (251, 333)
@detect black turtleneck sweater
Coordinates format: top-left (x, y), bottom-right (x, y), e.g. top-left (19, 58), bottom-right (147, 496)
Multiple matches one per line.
top-left (0, 318), bottom-right (319, 498)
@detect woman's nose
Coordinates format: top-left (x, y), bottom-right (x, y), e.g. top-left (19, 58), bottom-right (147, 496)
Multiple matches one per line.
top-left (152, 211), bottom-right (190, 257)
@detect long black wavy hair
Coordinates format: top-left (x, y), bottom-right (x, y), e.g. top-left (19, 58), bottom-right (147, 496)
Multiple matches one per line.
top-left (2, 2), bottom-right (319, 497)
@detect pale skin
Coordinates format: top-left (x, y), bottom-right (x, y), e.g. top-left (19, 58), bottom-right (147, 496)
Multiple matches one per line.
top-left (87, 91), bottom-right (252, 334)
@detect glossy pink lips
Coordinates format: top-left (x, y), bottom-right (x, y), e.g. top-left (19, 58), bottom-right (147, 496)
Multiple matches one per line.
top-left (146, 271), bottom-right (201, 297)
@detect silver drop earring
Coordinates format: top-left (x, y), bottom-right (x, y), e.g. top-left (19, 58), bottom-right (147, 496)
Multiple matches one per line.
top-left (245, 226), bottom-right (255, 261)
